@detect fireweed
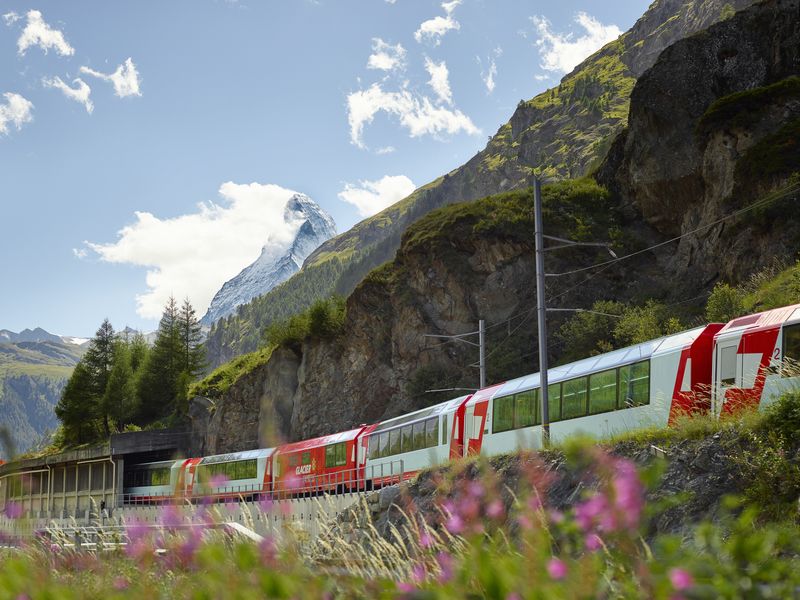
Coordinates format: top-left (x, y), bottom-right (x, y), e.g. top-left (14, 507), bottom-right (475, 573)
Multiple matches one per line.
top-left (1, 446), bottom-right (800, 598)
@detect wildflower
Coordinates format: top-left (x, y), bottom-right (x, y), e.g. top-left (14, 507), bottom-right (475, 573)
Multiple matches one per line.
top-left (445, 513), bottom-right (464, 535)
top-left (4, 502), bottom-right (22, 519)
top-left (159, 504), bottom-right (183, 529)
top-left (436, 551), bottom-right (454, 583)
top-left (411, 562), bottom-right (426, 583)
top-left (612, 458), bottom-right (644, 530)
top-left (397, 582), bottom-right (415, 593)
top-left (113, 577), bottom-right (129, 591)
top-left (467, 480), bottom-right (485, 498)
top-left (585, 533), bottom-right (603, 552)
top-left (210, 473), bottom-right (229, 489)
top-left (49, 543), bottom-right (60, 554)
top-left (259, 495), bottom-right (274, 514)
top-left (259, 535), bottom-right (277, 566)
top-left (548, 509), bottom-right (564, 524)
top-left (547, 557), bottom-right (567, 581)
top-left (575, 494), bottom-right (611, 532)
top-left (486, 499), bottom-right (505, 520)
top-left (669, 568), bottom-right (694, 591)
top-left (516, 514), bottom-right (533, 531)
top-left (419, 530), bottom-right (434, 548)
top-left (506, 594), bottom-right (522, 600)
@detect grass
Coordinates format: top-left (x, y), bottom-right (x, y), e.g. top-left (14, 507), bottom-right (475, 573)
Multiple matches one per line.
top-left (699, 76), bottom-right (800, 133)
top-left (189, 345), bottom-right (275, 399)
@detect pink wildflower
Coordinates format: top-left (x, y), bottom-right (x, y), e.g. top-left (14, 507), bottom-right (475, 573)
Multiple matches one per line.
top-left (411, 562), bottom-right (426, 583)
top-left (486, 499), bottom-right (505, 520)
top-left (445, 513), bottom-right (464, 535)
top-left (397, 582), bottom-right (415, 593)
top-left (547, 557), bottom-right (567, 581)
top-left (436, 551), bottom-right (454, 583)
top-left (585, 533), bottom-right (603, 552)
top-left (4, 502), bottom-right (22, 519)
top-left (113, 577), bottom-right (129, 591)
top-left (419, 530), bottom-right (433, 548)
top-left (516, 514), bottom-right (533, 530)
top-left (467, 480), bottom-right (485, 498)
top-left (159, 504), bottom-right (183, 529)
top-left (669, 568), bottom-right (694, 591)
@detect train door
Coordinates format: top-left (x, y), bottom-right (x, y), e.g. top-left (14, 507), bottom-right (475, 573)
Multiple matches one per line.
top-left (713, 338), bottom-right (741, 416)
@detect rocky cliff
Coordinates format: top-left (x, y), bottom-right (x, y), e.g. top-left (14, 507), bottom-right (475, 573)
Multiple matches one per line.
top-left (200, 193), bottom-right (336, 327)
top-left (193, 0), bottom-right (800, 454)
top-left (205, 0), bottom-right (754, 368)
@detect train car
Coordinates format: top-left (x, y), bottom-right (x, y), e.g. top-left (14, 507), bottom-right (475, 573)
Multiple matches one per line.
top-left (272, 427), bottom-right (369, 496)
top-left (364, 395), bottom-right (470, 486)
top-left (122, 459), bottom-right (185, 504)
top-left (189, 448), bottom-right (275, 499)
top-left (712, 303), bottom-right (800, 415)
top-left (463, 323), bottom-right (722, 454)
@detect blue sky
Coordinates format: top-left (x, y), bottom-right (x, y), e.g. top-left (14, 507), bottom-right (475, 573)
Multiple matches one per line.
top-left (0, 0), bottom-right (650, 337)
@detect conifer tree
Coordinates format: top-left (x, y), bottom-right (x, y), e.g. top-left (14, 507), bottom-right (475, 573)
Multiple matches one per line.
top-left (55, 361), bottom-right (100, 444)
top-left (83, 319), bottom-right (116, 437)
top-left (103, 339), bottom-right (137, 432)
top-left (136, 296), bottom-right (182, 422)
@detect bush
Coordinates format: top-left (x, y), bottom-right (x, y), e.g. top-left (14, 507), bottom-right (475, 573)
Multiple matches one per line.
top-left (705, 282), bottom-right (746, 323)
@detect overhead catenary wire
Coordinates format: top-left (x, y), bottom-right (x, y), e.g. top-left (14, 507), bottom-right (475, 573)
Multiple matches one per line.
top-left (547, 180), bottom-right (800, 278)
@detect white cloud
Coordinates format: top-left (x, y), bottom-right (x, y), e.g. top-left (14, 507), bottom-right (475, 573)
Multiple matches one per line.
top-left (0, 93), bottom-right (34, 135)
top-left (338, 175), bottom-right (416, 217)
top-left (43, 76), bottom-right (94, 114)
top-left (424, 57), bottom-right (453, 105)
top-left (16, 10), bottom-right (74, 56)
top-left (3, 12), bottom-right (20, 26)
top-left (532, 12), bottom-right (621, 74)
top-left (478, 47), bottom-right (502, 94)
top-left (80, 58), bottom-right (142, 98)
top-left (83, 183), bottom-right (310, 319)
top-left (414, 0), bottom-right (461, 46)
top-left (367, 38), bottom-right (407, 72)
top-left (376, 146), bottom-right (395, 155)
top-left (346, 82), bottom-right (479, 149)
top-left (72, 247), bottom-right (88, 259)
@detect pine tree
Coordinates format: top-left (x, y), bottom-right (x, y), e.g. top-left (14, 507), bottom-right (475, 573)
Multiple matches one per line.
top-left (103, 340), bottom-right (137, 432)
top-left (175, 298), bottom-right (207, 416)
top-left (136, 296), bottom-right (182, 423)
top-left (79, 319), bottom-right (116, 437)
top-left (55, 361), bottom-right (100, 445)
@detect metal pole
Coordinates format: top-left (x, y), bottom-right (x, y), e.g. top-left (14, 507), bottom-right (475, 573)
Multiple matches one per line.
top-left (478, 319), bottom-right (486, 388)
top-left (534, 179), bottom-right (550, 447)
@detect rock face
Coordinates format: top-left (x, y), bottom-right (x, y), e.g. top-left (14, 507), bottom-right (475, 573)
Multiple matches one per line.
top-left (200, 194), bottom-right (336, 326)
top-left (196, 0), bottom-right (800, 454)
top-left (205, 0), bottom-right (755, 368)
top-left (601, 0), bottom-right (800, 293)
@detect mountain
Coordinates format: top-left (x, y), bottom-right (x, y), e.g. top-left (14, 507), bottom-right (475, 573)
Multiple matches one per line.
top-left (0, 327), bottom-right (63, 345)
top-left (192, 0), bottom-right (800, 452)
top-left (0, 339), bottom-right (86, 457)
top-left (200, 193), bottom-right (336, 327)
top-left (205, 0), bottom-right (758, 368)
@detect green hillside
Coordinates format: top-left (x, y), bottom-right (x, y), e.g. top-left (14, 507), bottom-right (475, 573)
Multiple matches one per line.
top-left (0, 341), bottom-right (85, 457)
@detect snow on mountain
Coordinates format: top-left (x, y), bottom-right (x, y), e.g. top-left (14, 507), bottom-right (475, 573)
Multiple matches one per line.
top-left (200, 193), bottom-right (336, 326)
top-left (0, 328), bottom-right (63, 345)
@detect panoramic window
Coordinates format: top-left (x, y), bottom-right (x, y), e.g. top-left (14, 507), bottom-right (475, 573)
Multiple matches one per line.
top-left (783, 324), bottom-right (800, 376)
top-left (589, 369), bottom-right (618, 414)
top-left (619, 361), bottom-right (651, 406)
top-left (562, 377), bottom-right (588, 419)
top-left (493, 395), bottom-right (515, 433)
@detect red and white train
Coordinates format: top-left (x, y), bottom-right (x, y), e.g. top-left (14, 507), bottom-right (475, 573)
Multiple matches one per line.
top-left (122, 303), bottom-right (800, 503)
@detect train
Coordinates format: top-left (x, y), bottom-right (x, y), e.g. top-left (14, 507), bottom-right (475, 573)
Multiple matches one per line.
top-left (122, 303), bottom-right (800, 503)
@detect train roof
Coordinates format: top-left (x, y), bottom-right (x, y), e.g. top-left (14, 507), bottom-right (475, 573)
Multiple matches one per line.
top-left (274, 427), bottom-right (365, 454)
top-left (464, 383), bottom-right (506, 409)
top-left (198, 448), bottom-right (275, 464)
top-left (493, 324), bottom-right (712, 399)
top-left (716, 303), bottom-right (800, 340)
top-left (369, 395), bottom-right (470, 434)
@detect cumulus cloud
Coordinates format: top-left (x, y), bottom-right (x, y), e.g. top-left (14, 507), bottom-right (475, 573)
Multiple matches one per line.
top-left (0, 93), bottom-right (34, 135)
top-left (16, 10), bottom-right (74, 56)
top-left (43, 76), bottom-right (93, 114)
top-left (82, 183), bottom-right (310, 319)
top-left (414, 0), bottom-right (461, 46)
top-left (424, 57), bottom-right (453, 105)
top-left (347, 82), bottom-right (479, 149)
top-left (367, 38), bottom-right (407, 72)
top-left (80, 58), bottom-right (142, 97)
top-left (532, 12), bottom-right (621, 74)
top-left (338, 175), bottom-right (416, 217)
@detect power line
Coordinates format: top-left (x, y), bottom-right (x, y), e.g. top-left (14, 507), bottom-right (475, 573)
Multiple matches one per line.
top-left (547, 181), bottom-right (800, 278)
